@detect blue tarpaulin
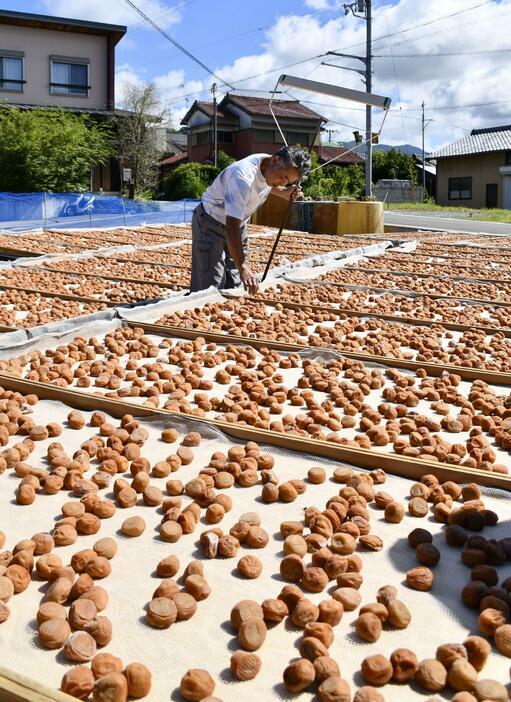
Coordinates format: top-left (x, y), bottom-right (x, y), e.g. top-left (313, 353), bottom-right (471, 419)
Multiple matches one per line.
top-left (0, 192), bottom-right (200, 231)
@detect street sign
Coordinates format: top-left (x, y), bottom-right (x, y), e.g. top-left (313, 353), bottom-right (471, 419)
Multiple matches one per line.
top-left (122, 168), bottom-right (132, 181)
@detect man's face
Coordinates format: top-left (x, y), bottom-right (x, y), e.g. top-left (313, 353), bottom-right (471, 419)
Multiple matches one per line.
top-left (264, 157), bottom-right (300, 189)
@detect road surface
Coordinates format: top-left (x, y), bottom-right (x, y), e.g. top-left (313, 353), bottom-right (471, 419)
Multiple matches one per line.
top-left (384, 210), bottom-right (511, 236)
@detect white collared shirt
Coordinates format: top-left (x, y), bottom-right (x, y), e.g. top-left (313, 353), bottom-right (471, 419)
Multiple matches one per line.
top-left (202, 153), bottom-right (272, 225)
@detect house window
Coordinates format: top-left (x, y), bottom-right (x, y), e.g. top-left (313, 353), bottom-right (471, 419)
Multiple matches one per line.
top-left (253, 128), bottom-right (275, 143)
top-left (505, 150), bottom-right (511, 165)
top-left (448, 176), bottom-right (472, 200)
top-left (216, 130), bottom-right (233, 143)
top-left (0, 53), bottom-right (24, 92)
top-left (50, 57), bottom-right (89, 96)
top-left (196, 131), bottom-right (210, 146)
top-left (286, 131), bottom-right (309, 146)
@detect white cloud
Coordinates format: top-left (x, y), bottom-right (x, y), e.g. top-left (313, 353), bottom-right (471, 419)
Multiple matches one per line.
top-left (197, 0), bottom-right (511, 151)
top-left (111, 0), bottom-right (511, 149)
top-left (42, 0), bottom-right (181, 30)
top-left (304, 0), bottom-right (334, 10)
top-left (115, 64), bottom-right (204, 127)
top-left (115, 63), bottom-right (145, 106)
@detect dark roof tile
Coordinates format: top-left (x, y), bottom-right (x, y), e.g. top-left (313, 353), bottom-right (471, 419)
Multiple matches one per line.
top-left (316, 145), bottom-right (364, 164)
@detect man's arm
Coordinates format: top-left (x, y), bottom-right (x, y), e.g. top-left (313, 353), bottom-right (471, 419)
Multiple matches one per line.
top-left (225, 215), bottom-right (259, 295)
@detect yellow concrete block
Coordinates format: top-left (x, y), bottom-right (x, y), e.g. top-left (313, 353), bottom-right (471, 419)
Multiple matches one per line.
top-left (336, 201), bottom-right (384, 235)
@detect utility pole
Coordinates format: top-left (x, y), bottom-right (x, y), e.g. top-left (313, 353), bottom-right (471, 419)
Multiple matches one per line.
top-left (212, 83), bottom-right (218, 167)
top-left (421, 101), bottom-right (433, 203)
top-left (324, 1), bottom-right (372, 196)
top-left (365, 0), bottom-right (372, 199)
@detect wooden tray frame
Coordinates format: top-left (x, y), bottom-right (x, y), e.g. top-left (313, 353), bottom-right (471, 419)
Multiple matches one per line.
top-left (296, 281), bottom-right (511, 309)
top-left (341, 266), bottom-right (511, 287)
top-left (134, 321), bottom-right (511, 386)
top-left (0, 666), bottom-right (75, 702)
top-left (33, 265), bottom-right (189, 291)
top-left (0, 371), bottom-right (509, 490)
top-left (244, 296), bottom-right (511, 339)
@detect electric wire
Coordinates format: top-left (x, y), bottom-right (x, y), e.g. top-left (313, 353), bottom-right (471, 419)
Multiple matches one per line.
top-left (153, 0), bottom-right (498, 103)
top-left (142, 25), bottom-right (271, 67)
top-left (375, 48), bottom-right (511, 57)
top-left (122, 0), bottom-right (235, 88)
top-left (383, 4), bottom-right (407, 144)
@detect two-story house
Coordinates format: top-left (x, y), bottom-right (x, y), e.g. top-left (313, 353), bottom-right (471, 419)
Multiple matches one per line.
top-left (180, 94), bottom-right (364, 168)
top-left (0, 9), bottom-right (126, 191)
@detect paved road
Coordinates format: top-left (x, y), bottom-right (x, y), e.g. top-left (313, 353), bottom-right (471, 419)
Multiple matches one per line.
top-left (384, 210), bottom-right (511, 236)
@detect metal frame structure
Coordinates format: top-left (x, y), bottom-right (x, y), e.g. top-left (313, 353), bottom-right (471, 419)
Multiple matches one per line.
top-left (260, 75), bottom-right (391, 280)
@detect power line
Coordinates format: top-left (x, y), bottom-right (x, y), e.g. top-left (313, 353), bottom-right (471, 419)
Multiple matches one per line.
top-left (375, 48), bottom-right (511, 57)
top-left (349, 0), bottom-right (497, 50)
top-left (407, 99), bottom-right (511, 112)
top-left (151, 0), bottom-right (499, 104)
top-left (379, 3), bottom-right (511, 49)
top-left (299, 98), bottom-right (472, 132)
top-left (161, 54), bottom-right (327, 103)
top-left (122, 0), bottom-right (235, 89)
top-left (125, 0), bottom-right (198, 34)
top-left (143, 25), bottom-right (270, 68)
top-left (383, 4), bottom-right (407, 143)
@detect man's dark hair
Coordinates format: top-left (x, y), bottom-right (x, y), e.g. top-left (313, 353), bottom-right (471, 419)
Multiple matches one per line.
top-left (273, 145), bottom-right (312, 181)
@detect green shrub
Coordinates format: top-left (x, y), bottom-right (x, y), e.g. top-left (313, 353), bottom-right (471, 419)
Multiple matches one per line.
top-left (0, 106), bottom-right (112, 192)
top-left (302, 152), bottom-right (365, 199)
top-left (162, 162), bottom-right (220, 199)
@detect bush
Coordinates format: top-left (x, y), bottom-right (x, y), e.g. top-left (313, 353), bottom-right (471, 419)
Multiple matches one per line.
top-left (216, 150), bottom-right (235, 170)
top-left (0, 106), bottom-right (112, 192)
top-left (162, 162), bottom-right (220, 199)
top-left (372, 148), bottom-right (417, 184)
top-left (302, 152), bottom-right (365, 200)
top-left (161, 151), bottom-right (236, 200)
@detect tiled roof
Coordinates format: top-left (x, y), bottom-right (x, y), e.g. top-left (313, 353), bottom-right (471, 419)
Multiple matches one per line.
top-left (180, 100), bottom-right (230, 125)
top-left (224, 94), bottom-right (325, 121)
top-left (194, 101), bottom-right (227, 118)
top-left (159, 151), bottom-right (188, 167)
top-left (316, 145), bottom-right (364, 164)
top-left (430, 125), bottom-right (511, 158)
top-left (471, 124), bottom-right (511, 135)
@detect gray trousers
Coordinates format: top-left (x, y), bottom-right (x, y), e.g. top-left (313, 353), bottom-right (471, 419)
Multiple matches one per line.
top-left (190, 203), bottom-right (248, 292)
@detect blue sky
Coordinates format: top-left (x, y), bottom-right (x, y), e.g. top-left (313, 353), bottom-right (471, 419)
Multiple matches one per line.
top-left (2, 0), bottom-right (511, 149)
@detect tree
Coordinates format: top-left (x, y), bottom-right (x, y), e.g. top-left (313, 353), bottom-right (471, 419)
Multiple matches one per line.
top-left (116, 83), bottom-right (168, 197)
top-left (0, 107), bottom-right (112, 192)
top-left (372, 148), bottom-right (417, 184)
top-left (302, 152), bottom-right (365, 199)
top-left (162, 162), bottom-right (220, 200)
top-left (216, 150), bottom-right (235, 171)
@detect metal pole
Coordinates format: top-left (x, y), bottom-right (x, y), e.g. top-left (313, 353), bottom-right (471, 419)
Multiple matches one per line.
top-left (212, 83), bottom-right (218, 167)
top-left (121, 195), bottom-right (127, 227)
top-left (43, 191), bottom-right (47, 230)
top-left (261, 202), bottom-right (292, 282)
top-left (422, 101), bottom-right (426, 203)
top-left (365, 0), bottom-right (372, 198)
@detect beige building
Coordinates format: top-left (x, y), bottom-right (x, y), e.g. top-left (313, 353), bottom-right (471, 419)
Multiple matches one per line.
top-left (431, 125), bottom-right (511, 210)
top-left (0, 9), bottom-right (126, 190)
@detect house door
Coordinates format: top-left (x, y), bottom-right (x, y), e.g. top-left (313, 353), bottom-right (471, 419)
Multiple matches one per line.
top-left (486, 183), bottom-right (498, 208)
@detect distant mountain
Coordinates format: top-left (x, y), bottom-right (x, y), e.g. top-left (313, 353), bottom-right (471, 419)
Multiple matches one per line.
top-left (339, 142), bottom-right (425, 156)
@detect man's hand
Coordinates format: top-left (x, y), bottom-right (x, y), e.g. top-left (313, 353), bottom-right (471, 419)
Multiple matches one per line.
top-left (240, 263), bottom-right (259, 296)
top-left (289, 184), bottom-right (303, 201)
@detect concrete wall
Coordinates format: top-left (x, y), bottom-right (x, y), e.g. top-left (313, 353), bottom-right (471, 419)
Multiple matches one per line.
top-left (436, 151), bottom-right (507, 209)
top-left (374, 180), bottom-right (424, 204)
top-left (0, 24), bottom-right (108, 109)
